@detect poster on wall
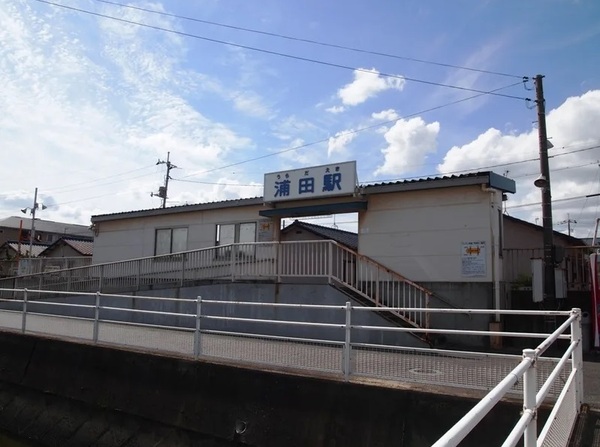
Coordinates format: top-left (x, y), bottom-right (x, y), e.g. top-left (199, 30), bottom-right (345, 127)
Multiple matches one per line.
top-left (461, 241), bottom-right (486, 277)
top-left (257, 220), bottom-right (275, 242)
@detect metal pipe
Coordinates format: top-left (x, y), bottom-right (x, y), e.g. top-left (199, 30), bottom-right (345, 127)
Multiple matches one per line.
top-left (570, 308), bottom-right (584, 409)
top-left (432, 357), bottom-right (533, 447)
top-left (343, 301), bottom-right (352, 380)
top-left (522, 349), bottom-right (537, 447)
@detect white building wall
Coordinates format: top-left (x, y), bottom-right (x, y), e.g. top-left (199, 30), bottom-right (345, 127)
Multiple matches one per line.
top-left (93, 205), bottom-right (267, 264)
top-left (359, 185), bottom-right (503, 283)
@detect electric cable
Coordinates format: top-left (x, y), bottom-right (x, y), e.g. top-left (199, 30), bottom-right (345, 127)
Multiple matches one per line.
top-left (180, 81), bottom-right (526, 179)
top-left (33, 0), bottom-right (529, 101)
top-left (92, 0), bottom-right (524, 80)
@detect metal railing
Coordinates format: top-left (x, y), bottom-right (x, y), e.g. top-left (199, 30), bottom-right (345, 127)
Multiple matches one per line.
top-left (0, 241), bottom-right (434, 330)
top-left (503, 245), bottom-right (596, 291)
top-left (0, 287), bottom-right (582, 447)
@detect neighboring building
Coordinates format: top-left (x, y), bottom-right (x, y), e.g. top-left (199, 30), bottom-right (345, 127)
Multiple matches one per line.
top-left (0, 216), bottom-right (93, 246)
top-left (39, 237), bottom-right (94, 258)
top-left (281, 220), bottom-right (358, 250)
top-left (0, 241), bottom-right (49, 277)
top-left (503, 215), bottom-right (590, 290)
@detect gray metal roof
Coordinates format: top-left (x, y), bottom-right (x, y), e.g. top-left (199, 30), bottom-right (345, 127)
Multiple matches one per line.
top-left (282, 220), bottom-right (358, 250)
top-left (361, 171), bottom-right (516, 195)
top-left (91, 171), bottom-right (515, 222)
top-left (91, 197), bottom-right (264, 223)
top-left (0, 216), bottom-right (93, 238)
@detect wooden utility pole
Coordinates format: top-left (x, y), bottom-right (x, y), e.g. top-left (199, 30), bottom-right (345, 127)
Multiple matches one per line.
top-left (534, 74), bottom-right (556, 302)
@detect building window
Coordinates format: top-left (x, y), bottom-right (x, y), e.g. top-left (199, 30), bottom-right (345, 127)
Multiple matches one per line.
top-left (155, 227), bottom-right (188, 256)
top-left (216, 222), bottom-right (256, 257)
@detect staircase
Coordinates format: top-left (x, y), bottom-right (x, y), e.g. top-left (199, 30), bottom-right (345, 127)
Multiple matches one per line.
top-left (0, 240), bottom-right (445, 339)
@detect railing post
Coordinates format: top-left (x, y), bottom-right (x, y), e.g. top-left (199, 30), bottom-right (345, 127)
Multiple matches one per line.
top-left (276, 242), bottom-right (281, 283)
top-left (328, 242), bottom-right (333, 283)
top-left (343, 301), bottom-right (352, 380)
top-left (570, 308), bottom-right (584, 410)
top-left (136, 260), bottom-right (141, 290)
top-left (21, 288), bottom-right (28, 333)
top-left (375, 268), bottom-right (380, 306)
top-left (523, 348), bottom-right (537, 447)
top-left (194, 295), bottom-right (202, 358)
top-left (231, 245), bottom-right (236, 282)
top-left (93, 291), bottom-right (100, 343)
top-left (98, 265), bottom-right (104, 292)
top-left (181, 254), bottom-right (186, 287)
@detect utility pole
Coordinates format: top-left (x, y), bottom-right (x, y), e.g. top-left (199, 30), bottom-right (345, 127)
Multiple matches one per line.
top-left (558, 214), bottom-right (577, 236)
top-left (534, 74), bottom-right (556, 302)
top-left (152, 152), bottom-right (178, 208)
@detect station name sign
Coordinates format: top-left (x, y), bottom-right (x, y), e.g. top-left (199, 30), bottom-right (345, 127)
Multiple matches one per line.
top-left (264, 161), bottom-right (357, 202)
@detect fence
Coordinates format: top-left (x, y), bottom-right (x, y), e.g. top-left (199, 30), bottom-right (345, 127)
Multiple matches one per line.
top-left (0, 240), bottom-right (434, 330)
top-left (0, 288), bottom-right (582, 446)
top-left (503, 245), bottom-right (596, 291)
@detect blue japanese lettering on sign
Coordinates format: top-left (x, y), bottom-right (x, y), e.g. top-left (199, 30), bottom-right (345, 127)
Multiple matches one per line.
top-left (322, 166), bottom-right (342, 192)
top-left (274, 173), bottom-right (291, 197)
top-left (299, 170), bottom-right (315, 194)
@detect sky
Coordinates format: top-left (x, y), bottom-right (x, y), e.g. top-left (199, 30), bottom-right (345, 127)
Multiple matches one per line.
top-left (1, 0), bottom-right (600, 239)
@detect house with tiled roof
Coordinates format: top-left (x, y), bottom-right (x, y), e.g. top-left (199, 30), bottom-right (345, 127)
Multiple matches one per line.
top-left (39, 237), bottom-right (94, 258)
top-left (281, 220), bottom-right (358, 250)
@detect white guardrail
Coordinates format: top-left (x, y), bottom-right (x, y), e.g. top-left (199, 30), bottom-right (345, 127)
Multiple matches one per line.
top-left (0, 288), bottom-right (583, 447)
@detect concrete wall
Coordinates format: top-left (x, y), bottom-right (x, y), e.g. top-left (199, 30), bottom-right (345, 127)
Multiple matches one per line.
top-left (92, 204), bottom-right (270, 264)
top-left (12, 282), bottom-right (428, 348)
top-left (0, 330), bottom-right (540, 447)
top-left (359, 185), bottom-right (503, 283)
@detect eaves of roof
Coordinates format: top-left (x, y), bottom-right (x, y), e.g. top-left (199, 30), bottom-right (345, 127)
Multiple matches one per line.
top-left (90, 171), bottom-right (516, 222)
top-left (91, 197), bottom-right (265, 223)
top-left (362, 171), bottom-right (516, 195)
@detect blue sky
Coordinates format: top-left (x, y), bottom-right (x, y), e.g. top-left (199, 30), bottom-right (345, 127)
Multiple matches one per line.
top-left (1, 0), bottom-right (600, 238)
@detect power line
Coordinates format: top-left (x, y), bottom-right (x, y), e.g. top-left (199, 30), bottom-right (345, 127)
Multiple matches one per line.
top-left (172, 178), bottom-right (262, 187)
top-left (180, 81), bottom-right (525, 179)
top-left (34, 0), bottom-right (529, 101)
top-left (506, 195), bottom-right (590, 210)
top-left (45, 164), bottom-right (158, 193)
top-left (362, 143), bottom-right (600, 184)
top-left (92, 0), bottom-right (524, 80)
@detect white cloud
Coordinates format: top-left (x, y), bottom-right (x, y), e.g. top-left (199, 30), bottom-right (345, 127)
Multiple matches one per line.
top-left (372, 109), bottom-right (399, 121)
top-left (326, 105), bottom-right (346, 114)
top-left (338, 68), bottom-right (405, 107)
top-left (437, 90), bottom-right (600, 238)
top-left (374, 117), bottom-right (440, 176)
top-left (0, 1), bottom-right (256, 224)
top-left (327, 130), bottom-right (356, 158)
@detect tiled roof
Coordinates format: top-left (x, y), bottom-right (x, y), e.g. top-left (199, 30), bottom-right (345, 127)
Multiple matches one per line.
top-left (38, 237), bottom-right (94, 257)
top-left (62, 238), bottom-right (94, 256)
top-left (282, 220), bottom-right (358, 250)
top-left (6, 242), bottom-right (49, 257)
